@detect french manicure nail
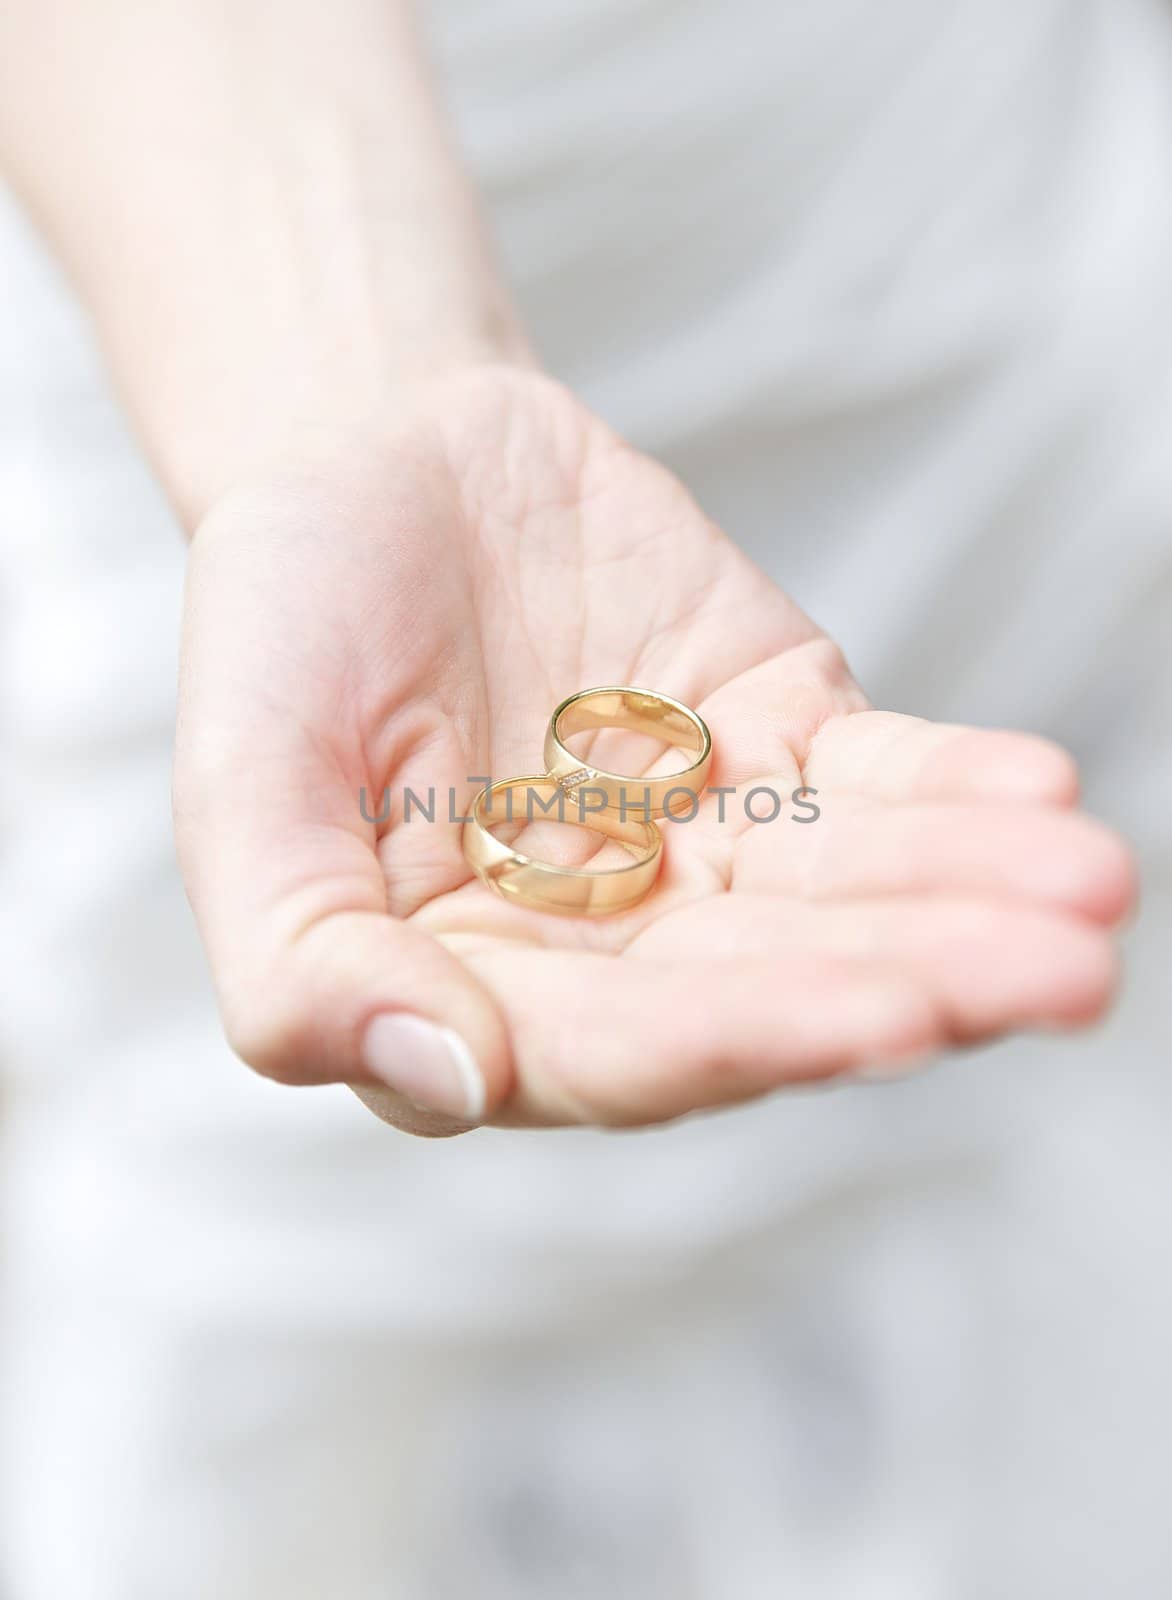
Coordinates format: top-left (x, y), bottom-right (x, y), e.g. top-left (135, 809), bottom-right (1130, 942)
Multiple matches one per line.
top-left (361, 1013), bottom-right (486, 1121)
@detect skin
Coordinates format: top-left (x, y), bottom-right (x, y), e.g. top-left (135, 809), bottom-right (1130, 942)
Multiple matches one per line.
top-left (1, 2), bottom-right (1138, 1135)
top-left (177, 366), bottom-right (1135, 1133)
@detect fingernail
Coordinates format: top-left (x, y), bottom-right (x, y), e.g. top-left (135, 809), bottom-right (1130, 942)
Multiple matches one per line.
top-left (361, 1014), bottom-right (486, 1122)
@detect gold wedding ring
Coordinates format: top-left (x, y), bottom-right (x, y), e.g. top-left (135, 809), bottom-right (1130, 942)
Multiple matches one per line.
top-left (544, 686), bottom-right (712, 819)
top-left (461, 685), bottom-right (711, 917)
top-left (462, 776), bottom-right (663, 917)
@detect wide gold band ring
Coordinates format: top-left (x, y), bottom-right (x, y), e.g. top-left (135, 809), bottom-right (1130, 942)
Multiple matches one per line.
top-left (462, 775), bottom-right (663, 917)
top-left (543, 686), bottom-right (712, 819)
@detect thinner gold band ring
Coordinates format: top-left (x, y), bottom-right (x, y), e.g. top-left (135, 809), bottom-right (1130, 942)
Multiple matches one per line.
top-left (462, 775), bottom-right (663, 917)
top-left (543, 686), bottom-right (713, 819)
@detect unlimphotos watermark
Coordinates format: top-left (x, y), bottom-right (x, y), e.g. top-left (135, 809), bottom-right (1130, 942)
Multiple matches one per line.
top-left (358, 781), bottom-right (821, 826)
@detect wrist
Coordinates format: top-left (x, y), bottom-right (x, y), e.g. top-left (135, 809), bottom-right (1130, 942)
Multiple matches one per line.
top-left (151, 306), bottom-right (537, 534)
top-left (4, 0), bottom-right (538, 531)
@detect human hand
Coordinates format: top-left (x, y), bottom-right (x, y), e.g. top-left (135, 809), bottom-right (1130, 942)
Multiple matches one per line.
top-left (174, 367), bottom-right (1136, 1134)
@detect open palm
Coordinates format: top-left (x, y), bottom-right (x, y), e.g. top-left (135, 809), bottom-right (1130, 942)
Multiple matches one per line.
top-left (175, 368), bottom-right (1135, 1133)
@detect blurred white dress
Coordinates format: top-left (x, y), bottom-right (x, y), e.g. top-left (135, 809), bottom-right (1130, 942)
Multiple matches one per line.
top-left (2, 1), bottom-right (1171, 1595)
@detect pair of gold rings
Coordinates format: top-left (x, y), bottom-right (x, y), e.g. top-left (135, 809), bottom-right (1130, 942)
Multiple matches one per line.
top-left (462, 686), bottom-right (712, 918)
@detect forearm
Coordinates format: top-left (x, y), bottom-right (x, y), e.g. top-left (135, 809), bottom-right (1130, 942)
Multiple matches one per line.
top-left (0, 0), bottom-right (532, 526)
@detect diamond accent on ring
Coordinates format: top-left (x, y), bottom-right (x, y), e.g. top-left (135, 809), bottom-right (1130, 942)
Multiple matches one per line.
top-left (557, 767), bottom-right (593, 791)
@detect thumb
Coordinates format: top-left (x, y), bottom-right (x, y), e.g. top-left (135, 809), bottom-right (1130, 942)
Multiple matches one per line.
top-left (174, 777), bottom-right (513, 1126)
top-left (218, 903), bottom-right (510, 1132)
top-left (174, 666), bottom-right (510, 1137)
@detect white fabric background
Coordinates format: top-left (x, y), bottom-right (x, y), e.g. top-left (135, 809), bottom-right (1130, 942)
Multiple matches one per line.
top-left (1, 1), bottom-right (1170, 1594)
